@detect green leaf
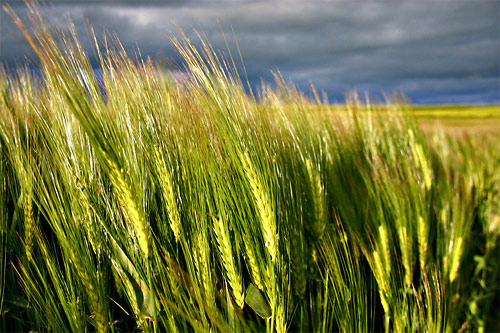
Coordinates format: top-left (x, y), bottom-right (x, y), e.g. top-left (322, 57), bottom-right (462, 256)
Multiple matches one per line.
top-left (245, 284), bottom-right (271, 319)
top-left (473, 255), bottom-right (486, 276)
top-left (110, 236), bottom-right (154, 317)
top-left (133, 277), bottom-right (156, 317)
top-left (3, 293), bottom-right (29, 308)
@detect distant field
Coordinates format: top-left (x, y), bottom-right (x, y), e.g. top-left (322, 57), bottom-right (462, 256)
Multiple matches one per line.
top-left (324, 104), bottom-right (500, 135)
top-left (410, 105), bottom-right (500, 136)
top-left (411, 105), bottom-right (500, 118)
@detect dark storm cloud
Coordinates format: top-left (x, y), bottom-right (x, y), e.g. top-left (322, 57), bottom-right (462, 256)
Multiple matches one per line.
top-left (1, 0), bottom-right (498, 104)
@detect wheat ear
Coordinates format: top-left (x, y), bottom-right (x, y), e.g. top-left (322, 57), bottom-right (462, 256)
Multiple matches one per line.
top-left (449, 237), bottom-right (463, 283)
top-left (154, 147), bottom-right (182, 242)
top-left (213, 216), bottom-right (245, 308)
top-left (195, 230), bottom-right (214, 305)
top-left (107, 156), bottom-right (150, 257)
top-left (397, 225), bottom-right (413, 287)
top-left (415, 144), bottom-right (432, 191)
top-left (242, 233), bottom-right (264, 290)
top-left (240, 152), bottom-right (278, 261)
top-left (69, 252), bottom-right (108, 332)
top-left (372, 250), bottom-right (390, 313)
top-left (24, 193), bottom-right (36, 262)
top-left (418, 215), bottom-right (429, 270)
top-left (305, 158), bottom-right (326, 238)
top-left (275, 297), bottom-right (287, 333)
top-left (378, 224), bottom-right (391, 276)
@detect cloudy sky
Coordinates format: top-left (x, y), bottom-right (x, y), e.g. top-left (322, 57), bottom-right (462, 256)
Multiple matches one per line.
top-left (1, 0), bottom-right (499, 104)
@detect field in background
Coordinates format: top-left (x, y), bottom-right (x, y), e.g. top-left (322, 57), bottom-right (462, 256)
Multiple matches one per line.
top-left (412, 105), bottom-right (500, 118)
top-left (412, 105), bottom-right (500, 136)
top-left (322, 104), bottom-right (500, 136)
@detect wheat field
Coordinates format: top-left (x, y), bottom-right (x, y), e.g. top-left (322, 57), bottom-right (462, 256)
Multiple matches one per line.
top-left (1, 5), bottom-right (499, 332)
